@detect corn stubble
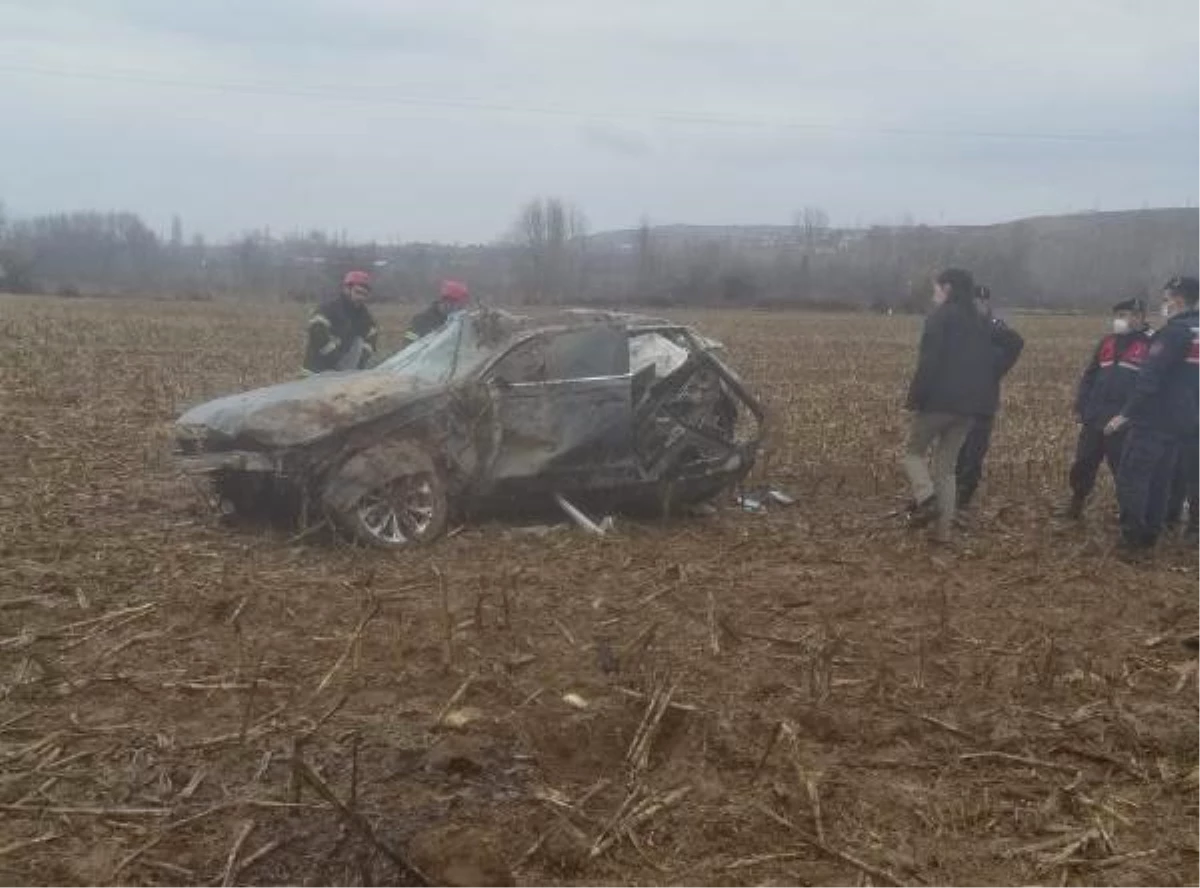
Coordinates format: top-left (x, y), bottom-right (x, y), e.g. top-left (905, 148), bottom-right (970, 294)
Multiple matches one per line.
top-left (0, 296), bottom-right (1194, 887)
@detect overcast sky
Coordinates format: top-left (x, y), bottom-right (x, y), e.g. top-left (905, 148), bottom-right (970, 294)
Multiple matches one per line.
top-left (2, 0), bottom-right (1197, 243)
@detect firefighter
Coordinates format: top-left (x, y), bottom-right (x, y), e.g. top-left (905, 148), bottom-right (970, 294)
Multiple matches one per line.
top-left (1060, 298), bottom-right (1151, 519)
top-left (954, 284), bottom-right (1025, 513)
top-left (1108, 276), bottom-right (1199, 558)
top-left (403, 279), bottom-right (471, 345)
top-left (302, 270), bottom-right (379, 375)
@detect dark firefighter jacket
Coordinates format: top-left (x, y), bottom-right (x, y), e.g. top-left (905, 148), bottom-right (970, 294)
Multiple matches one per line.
top-left (403, 302), bottom-right (448, 345)
top-left (303, 296), bottom-right (378, 374)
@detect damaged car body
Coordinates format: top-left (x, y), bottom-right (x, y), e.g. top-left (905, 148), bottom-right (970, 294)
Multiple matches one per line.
top-left (174, 308), bottom-right (765, 547)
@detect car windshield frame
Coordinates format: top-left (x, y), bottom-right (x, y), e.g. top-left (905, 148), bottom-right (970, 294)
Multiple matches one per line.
top-left (374, 314), bottom-right (493, 385)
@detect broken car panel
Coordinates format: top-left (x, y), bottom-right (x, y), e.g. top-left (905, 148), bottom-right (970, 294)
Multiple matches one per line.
top-left (174, 308), bottom-right (765, 547)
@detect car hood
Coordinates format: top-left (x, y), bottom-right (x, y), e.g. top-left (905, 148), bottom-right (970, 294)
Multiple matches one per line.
top-left (176, 370), bottom-right (446, 450)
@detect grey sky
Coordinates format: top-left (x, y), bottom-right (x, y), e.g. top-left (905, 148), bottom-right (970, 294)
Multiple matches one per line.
top-left (2, 0), bottom-right (1196, 243)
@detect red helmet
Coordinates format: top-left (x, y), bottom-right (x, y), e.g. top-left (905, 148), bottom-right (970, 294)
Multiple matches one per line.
top-left (342, 270), bottom-right (372, 289)
top-left (440, 279), bottom-right (470, 306)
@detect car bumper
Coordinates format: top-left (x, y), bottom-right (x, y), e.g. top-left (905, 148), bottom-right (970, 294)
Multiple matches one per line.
top-left (175, 450), bottom-right (279, 474)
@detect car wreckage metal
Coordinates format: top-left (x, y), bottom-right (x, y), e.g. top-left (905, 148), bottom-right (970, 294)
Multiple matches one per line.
top-left (174, 308), bottom-right (765, 547)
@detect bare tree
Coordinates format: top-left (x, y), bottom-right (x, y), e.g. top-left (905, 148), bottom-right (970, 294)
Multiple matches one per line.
top-left (787, 207), bottom-right (829, 300)
top-left (0, 196), bottom-right (1193, 310)
top-left (509, 196), bottom-right (588, 303)
top-left (794, 206), bottom-right (829, 255)
top-left (634, 215), bottom-right (656, 298)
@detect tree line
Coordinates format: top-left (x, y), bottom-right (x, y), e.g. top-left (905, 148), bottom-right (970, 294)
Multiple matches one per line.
top-left (0, 199), bottom-right (1194, 311)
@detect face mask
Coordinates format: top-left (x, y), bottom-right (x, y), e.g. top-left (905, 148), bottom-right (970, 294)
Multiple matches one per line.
top-left (1112, 318), bottom-right (1130, 335)
top-left (1162, 303), bottom-right (1174, 319)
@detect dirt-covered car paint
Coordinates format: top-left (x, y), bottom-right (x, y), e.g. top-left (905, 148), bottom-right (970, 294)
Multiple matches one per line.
top-left (174, 308), bottom-right (765, 545)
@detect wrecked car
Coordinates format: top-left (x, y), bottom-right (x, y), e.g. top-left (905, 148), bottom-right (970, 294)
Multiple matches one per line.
top-left (174, 308), bottom-right (765, 547)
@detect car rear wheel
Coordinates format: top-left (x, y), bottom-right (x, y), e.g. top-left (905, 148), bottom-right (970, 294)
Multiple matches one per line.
top-left (331, 449), bottom-right (448, 548)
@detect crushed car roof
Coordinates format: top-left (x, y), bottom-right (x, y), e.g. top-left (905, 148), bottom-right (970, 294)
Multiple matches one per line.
top-left (466, 307), bottom-right (677, 336)
top-left (176, 308), bottom-right (723, 451)
top-left (461, 307), bottom-right (722, 354)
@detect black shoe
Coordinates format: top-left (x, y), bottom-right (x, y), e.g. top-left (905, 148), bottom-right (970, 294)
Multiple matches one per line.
top-left (906, 495), bottom-right (939, 529)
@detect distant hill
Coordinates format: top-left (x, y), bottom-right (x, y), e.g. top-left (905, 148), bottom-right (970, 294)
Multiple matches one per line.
top-left (588, 223), bottom-right (856, 256)
top-left (585, 207), bottom-right (1199, 308)
top-left (4, 203), bottom-right (1193, 309)
top-left (588, 208), bottom-right (1196, 254)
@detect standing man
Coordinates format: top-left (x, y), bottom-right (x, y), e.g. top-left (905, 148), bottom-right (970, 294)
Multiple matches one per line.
top-left (902, 268), bottom-right (996, 544)
top-left (303, 270), bottom-right (379, 375)
top-left (404, 279), bottom-right (471, 346)
top-left (1061, 298), bottom-right (1151, 519)
top-left (955, 284), bottom-right (1025, 513)
top-left (1108, 276), bottom-right (1199, 558)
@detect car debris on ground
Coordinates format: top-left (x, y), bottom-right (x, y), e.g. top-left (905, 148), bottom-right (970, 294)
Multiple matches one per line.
top-left (736, 486), bottom-right (797, 513)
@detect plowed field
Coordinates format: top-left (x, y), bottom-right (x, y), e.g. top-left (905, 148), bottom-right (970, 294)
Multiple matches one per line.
top-left (1, 296), bottom-right (1195, 886)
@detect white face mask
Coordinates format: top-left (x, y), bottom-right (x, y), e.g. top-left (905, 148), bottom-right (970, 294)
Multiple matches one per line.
top-left (1112, 318), bottom-right (1130, 335)
top-left (1162, 302), bottom-right (1175, 319)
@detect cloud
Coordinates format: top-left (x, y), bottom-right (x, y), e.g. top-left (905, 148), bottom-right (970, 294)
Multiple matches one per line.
top-left (578, 124), bottom-right (655, 159)
top-left (0, 0), bottom-right (1194, 241)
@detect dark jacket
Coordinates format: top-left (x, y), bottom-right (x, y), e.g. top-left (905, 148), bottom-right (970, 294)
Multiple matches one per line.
top-left (987, 313), bottom-right (1024, 385)
top-left (1074, 329), bottom-right (1151, 425)
top-left (906, 299), bottom-right (999, 417)
top-left (404, 302), bottom-right (448, 345)
top-left (1122, 308), bottom-right (1199, 437)
top-left (303, 296), bottom-right (378, 374)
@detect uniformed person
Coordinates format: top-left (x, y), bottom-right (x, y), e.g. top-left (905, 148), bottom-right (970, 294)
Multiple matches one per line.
top-left (403, 279), bottom-right (471, 346)
top-left (1061, 298), bottom-right (1151, 519)
top-left (302, 270), bottom-right (379, 375)
top-left (1108, 276), bottom-right (1199, 558)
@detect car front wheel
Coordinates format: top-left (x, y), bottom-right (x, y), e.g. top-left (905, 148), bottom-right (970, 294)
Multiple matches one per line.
top-left (329, 446), bottom-right (449, 548)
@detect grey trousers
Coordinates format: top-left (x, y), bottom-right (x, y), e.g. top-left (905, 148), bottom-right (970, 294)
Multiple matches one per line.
top-left (902, 412), bottom-right (973, 540)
